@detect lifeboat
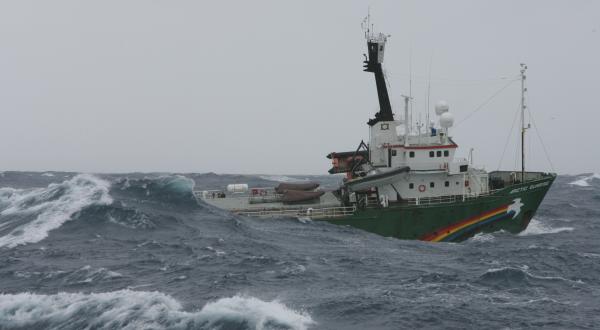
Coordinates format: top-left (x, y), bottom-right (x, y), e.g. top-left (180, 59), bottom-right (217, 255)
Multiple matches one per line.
top-left (345, 166), bottom-right (410, 192)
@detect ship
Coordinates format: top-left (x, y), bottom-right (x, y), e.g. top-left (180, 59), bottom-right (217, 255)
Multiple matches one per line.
top-left (194, 26), bottom-right (555, 243)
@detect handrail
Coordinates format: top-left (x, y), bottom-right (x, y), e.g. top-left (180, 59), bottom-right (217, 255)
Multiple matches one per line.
top-left (405, 188), bottom-right (503, 206)
top-left (192, 189), bottom-right (281, 201)
top-left (235, 205), bottom-right (357, 219)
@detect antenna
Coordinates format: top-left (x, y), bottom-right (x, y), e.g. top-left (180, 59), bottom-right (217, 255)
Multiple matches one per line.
top-left (520, 63), bottom-right (530, 182)
top-left (401, 94), bottom-right (413, 146)
top-left (426, 53), bottom-right (433, 130)
top-left (409, 49), bottom-right (413, 134)
top-left (361, 7), bottom-right (371, 39)
top-left (469, 148), bottom-right (474, 165)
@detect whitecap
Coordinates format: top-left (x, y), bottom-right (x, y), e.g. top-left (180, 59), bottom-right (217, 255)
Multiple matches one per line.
top-left (579, 252), bottom-right (600, 258)
top-left (0, 174), bottom-right (113, 248)
top-left (481, 266), bottom-right (582, 285)
top-left (519, 219), bottom-right (573, 236)
top-left (0, 290), bottom-right (314, 330)
top-left (296, 216), bottom-right (312, 224)
top-left (568, 173), bottom-right (600, 187)
top-left (41, 172), bottom-right (55, 177)
top-left (281, 264), bottom-right (306, 276)
top-left (468, 232), bottom-right (495, 243)
top-left (65, 265), bottom-right (123, 284)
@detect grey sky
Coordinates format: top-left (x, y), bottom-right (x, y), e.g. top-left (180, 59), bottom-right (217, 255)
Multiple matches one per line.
top-left (1, 1), bottom-right (598, 175)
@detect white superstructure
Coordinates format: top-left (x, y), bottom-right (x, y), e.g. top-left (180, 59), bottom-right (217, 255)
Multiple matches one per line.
top-left (350, 100), bottom-right (488, 202)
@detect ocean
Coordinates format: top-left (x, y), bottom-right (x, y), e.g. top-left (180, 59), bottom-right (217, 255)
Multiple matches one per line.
top-left (0, 171), bottom-right (598, 329)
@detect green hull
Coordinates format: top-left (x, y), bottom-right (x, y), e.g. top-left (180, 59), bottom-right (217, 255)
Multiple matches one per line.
top-left (317, 174), bottom-right (555, 242)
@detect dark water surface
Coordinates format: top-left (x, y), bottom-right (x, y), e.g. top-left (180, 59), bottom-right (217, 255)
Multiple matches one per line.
top-left (0, 171), bottom-right (598, 329)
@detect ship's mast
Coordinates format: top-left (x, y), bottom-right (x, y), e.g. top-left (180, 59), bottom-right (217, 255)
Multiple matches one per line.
top-left (520, 63), bottom-right (529, 182)
top-left (362, 17), bottom-right (394, 126)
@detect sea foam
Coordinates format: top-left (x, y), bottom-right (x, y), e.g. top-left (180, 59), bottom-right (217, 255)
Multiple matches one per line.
top-left (0, 290), bottom-right (314, 330)
top-left (519, 219), bottom-right (573, 236)
top-left (0, 174), bottom-right (112, 248)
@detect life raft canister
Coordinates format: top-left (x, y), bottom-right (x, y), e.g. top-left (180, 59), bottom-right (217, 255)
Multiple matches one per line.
top-left (418, 184), bottom-right (426, 192)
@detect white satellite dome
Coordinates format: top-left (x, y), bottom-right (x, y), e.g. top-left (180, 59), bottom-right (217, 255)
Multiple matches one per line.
top-left (440, 112), bottom-right (455, 128)
top-left (434, 100), bottom-right (449, 116)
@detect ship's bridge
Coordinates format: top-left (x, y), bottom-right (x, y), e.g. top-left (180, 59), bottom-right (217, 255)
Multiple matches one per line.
top-left (368, 119), bottom-right (467, 173)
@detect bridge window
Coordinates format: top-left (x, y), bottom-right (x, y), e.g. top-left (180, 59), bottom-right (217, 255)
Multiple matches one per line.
top-left (460, 165), bottom-right (468, 172)
top-left (391, 149), bottom-right (397, 156)
top-left (430, 182), bottom-right (435, 188)
top-left (409, 183), bottom-right (414, 189)
top-left (436, 151), bottom-right (442, 157)
top-left (429, 151), bottom-right (434, 158)
top-left (409, 151), bottom-right (415, 158)
top-left (445, 181), bottom-right (450, 187)
top-left (444, 150), bottom-right (449, 157)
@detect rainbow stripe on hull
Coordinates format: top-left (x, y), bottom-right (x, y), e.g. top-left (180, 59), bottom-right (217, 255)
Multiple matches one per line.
top-left (420, 203), bottom-right (517, 242)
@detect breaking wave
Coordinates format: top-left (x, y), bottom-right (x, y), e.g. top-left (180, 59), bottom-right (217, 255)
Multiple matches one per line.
top-left (0, 174), bottom-right (112, 248)
top-left (518, 219), bottom-right (574, 236)
top-left (568, 173), bottom-right (600, 187)
top-left (0, 290), bottom-right (314, 330)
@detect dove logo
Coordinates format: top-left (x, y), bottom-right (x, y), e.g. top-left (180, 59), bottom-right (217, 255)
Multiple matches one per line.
top-left (507, 198), bottom-right (524, 219)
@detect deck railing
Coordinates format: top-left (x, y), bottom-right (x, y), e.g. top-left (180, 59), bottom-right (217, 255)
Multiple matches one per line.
top-left (234, 205), bottom-right (356, 219)
top-left (405, 188), bottom-right (502, 206)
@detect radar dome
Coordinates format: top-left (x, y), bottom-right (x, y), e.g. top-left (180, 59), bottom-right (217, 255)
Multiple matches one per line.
top-left (440, 112), bottom-right (455, 128)
top-left (435, 101), bottom-right (449, 115)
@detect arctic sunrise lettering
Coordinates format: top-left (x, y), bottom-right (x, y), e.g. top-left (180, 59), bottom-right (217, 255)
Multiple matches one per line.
top-left (509, 181), bottom-right (550, 194)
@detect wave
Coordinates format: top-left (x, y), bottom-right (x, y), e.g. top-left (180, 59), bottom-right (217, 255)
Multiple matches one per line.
top-left (73, 202), bottom-right (157, 229)
top-left (477, 266), bottom-right (583, 288)
top-left (568, 173), bottom-right (600, 187)
top-left (13, 265), bottom-right (123, 285)
top-left (0, 174), bottom-right (112, 248)
top-left (114, 175), bottom-right (196, 205)
top-left (479, 266), bottom-right (583, 284)
top-left (0, 290), bottom-right (314, 330)
top-left (519, 219), bottom-right (574, 236)
top-left (259, 175), bottom-right (309, 183)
